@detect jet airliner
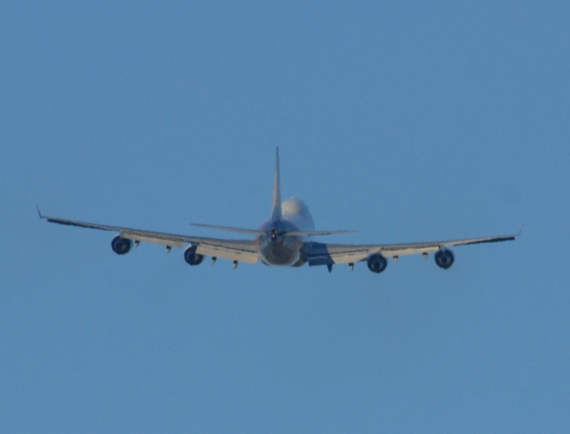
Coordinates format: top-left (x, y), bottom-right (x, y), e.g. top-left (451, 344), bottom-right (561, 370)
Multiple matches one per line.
top-left (39, 149), bottom-right (518, 273)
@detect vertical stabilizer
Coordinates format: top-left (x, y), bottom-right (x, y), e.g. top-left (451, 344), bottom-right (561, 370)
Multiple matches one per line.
top-left (271, 147), bottom-right (282, 220)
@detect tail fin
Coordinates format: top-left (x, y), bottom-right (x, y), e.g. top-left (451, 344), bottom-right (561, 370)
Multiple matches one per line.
top-left (271, 147), bottom-right (282, 220)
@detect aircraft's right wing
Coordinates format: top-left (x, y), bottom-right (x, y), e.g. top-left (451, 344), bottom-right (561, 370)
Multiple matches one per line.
top-left (302, 233), bottom-right (519, 266)
top-left (40, 213), bottom-right (259, 263)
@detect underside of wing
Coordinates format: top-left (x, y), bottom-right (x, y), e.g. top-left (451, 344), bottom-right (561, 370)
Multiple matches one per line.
top-left (302, 233), bottom-right (519, 266)
top-left (41, 215), bottom-right (258, 264)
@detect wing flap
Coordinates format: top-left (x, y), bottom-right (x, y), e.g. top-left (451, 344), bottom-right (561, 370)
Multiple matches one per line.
top-left (303, 242), bottom-right (369, 265)
top-left (122, 231), bottom-right (185, 248)
top-left (196, 244), bottom-right (258, 263)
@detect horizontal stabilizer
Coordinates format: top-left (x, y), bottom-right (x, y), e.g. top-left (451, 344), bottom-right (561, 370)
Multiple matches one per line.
top-left (192, 223), bottom-right (356, 238)
top-left (284, 230), bottom-right (357, 237)
top-left (191, 223), bottom-right (265, 236)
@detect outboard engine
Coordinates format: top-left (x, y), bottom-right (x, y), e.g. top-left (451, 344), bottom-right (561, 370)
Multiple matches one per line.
top-left (184, 245), bottom-right (204, 266)
top-left (111, 235), bottom-right (132, 255)
top-left (367, 254), bottom-right (387, 273)
top-left (435, 249), bottom-right (454, 269)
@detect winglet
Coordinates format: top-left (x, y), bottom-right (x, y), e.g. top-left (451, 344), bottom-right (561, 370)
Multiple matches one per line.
top-left (518, 223), bottom-right (524, 236)
top-left (36, 205), bottom-right (45, 219)
top-left (271, 147), bottom-right (282, 221)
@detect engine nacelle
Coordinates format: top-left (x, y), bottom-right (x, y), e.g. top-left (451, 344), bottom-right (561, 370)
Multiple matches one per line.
top-left (111, 235), bottom-right (132, 255)
top-left (184, 245), bottom-right (204, 266)
top-left (435, 249), bottom-right (454, 269)
top-left (367, 254), bottom-right (387, 273)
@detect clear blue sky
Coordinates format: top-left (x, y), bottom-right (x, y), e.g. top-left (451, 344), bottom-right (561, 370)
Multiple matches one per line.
top-left (1, 1), bottom-right (569, 433)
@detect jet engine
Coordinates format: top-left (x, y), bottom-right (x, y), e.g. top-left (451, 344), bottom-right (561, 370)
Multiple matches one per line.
top-left (435, 249), bottom-right (454, 269)
top-left (184, 245), bottom-right (204, 266)
top-left (111, 235), bottom-right (132, 255)
top-left (367, 254), bottom-right (387, 273)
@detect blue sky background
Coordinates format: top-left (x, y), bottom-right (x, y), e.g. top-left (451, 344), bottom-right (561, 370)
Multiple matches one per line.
top-left (1, 1), bottom-right (569, 432)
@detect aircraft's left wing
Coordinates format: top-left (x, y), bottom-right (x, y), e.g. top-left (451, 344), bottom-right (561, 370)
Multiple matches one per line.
top-left (302, 233), bottom-right (519, 266)
top-left (40, 214), bottom-right (259, 263)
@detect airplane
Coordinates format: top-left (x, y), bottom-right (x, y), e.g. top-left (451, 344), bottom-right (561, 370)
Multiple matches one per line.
top-left (38, 148), bottom-right (519, 273)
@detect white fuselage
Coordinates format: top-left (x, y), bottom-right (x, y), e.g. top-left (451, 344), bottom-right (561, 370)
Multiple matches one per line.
top-left (257, 198), bottom-right (314, 266)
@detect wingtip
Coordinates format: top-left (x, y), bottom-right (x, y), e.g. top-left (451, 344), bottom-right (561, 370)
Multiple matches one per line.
top-left (518, 223), bottom-right (524, 236)
top-left (36, 205), bottom-right (44, 219)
